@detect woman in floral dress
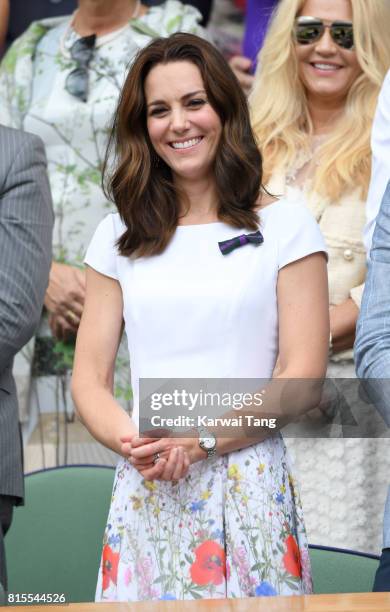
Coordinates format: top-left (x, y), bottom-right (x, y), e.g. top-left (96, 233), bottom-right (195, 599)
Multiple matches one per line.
top-left (72, 33), bottom-right (329, 600)
top-left (0, 0), bottom-right (205, 428)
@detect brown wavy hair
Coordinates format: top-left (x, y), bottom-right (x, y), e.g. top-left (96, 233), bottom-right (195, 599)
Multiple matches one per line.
top-left (104, 33), bottom-right (263, 257)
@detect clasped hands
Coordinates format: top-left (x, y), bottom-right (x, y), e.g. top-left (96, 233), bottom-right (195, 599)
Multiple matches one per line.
top-left (120, 432), bottom-right (201, 482)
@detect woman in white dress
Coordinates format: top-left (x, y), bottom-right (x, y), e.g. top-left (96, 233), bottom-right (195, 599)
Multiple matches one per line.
top-left (72, 33), bottom-right (329, 601)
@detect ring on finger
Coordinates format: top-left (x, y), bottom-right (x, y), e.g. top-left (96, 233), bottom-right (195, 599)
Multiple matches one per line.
top-left (153, 452), bottom-right (160, 465)
top-left (66, 309), bottom-right (78, 323)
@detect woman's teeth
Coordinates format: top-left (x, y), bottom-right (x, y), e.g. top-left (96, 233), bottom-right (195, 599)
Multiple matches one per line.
top-left (313, 63), bottom-right (339, 70)
top-left (171, 137), bottom-right (202, 149)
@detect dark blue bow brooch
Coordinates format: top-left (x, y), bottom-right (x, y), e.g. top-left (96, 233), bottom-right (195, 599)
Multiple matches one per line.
top-left (218, 230), bottom-right (264, 255)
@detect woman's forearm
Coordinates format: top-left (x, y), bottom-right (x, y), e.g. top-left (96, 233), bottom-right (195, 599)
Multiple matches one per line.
top-left (72, 378), bottom-right (137, 455)
top-left (190, 373), bottom-right (325, 461)
top-left (330, 298), bottom-right (359, 353)
top-left (71, 266), bottom-right (133, 455)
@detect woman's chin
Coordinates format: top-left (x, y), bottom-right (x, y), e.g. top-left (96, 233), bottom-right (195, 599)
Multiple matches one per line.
top-left (172, 165), bottom-right (213, 183)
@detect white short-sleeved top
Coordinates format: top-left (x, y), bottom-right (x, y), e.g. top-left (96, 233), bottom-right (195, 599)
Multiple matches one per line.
top-left (85, 199), bottom-right (327, 425)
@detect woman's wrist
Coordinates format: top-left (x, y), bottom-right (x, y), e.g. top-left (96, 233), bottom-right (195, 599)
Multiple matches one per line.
top-left (187, 436), bottom-right (207, 464)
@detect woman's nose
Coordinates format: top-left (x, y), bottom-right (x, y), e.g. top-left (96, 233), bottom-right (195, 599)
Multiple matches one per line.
top-left (314, 27), bottom-right (337, 54)
top-left (170, 108), bottom-right (189, 131)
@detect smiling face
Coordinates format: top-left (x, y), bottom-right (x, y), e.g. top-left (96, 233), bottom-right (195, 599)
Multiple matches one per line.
top-left (145, 61), bottom-right (223, 184)
top-left (295, 0), bottom-right (362, 106)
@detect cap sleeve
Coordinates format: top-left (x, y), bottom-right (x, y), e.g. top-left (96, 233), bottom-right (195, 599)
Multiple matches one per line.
top-left (84, 213), bottom-right (120, 279)
top-left (265, 200), bottom-right (327, 269)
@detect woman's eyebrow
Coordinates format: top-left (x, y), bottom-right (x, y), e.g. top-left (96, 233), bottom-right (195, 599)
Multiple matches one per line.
top-left (147, 89), bottom-right (206, 107)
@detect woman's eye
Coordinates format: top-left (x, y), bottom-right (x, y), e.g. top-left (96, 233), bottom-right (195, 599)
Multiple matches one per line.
top-left (150, 107), bottom-right (167, 116)
top-left (188, 99), bottom-right (206, 108)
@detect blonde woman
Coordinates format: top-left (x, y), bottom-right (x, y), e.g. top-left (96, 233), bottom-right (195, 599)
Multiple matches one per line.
top-left (250, 0), bottom-right (390, 552)
top-left (251, 0), bottom-right (390, 364)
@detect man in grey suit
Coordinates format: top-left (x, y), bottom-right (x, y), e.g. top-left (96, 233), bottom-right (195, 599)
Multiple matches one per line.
top-left (0, 125), bottom-right (53, 592)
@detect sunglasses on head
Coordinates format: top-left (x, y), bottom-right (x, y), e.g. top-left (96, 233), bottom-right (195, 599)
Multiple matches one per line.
top-left (294, 16), bottom-right (354, 50)
top-left (65, 33), bottom-right (96, 103)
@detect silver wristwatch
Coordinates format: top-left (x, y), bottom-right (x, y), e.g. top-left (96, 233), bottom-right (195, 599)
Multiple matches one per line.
top-left (198, 426), bottom-right (217, 458)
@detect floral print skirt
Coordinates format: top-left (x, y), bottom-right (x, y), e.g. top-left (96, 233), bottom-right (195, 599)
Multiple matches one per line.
top-left (96, 435), bottom-right (312, 601)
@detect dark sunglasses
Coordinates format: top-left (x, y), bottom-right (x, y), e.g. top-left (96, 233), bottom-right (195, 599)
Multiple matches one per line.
top-left (294, 16), bottom-right (354, 50)
top-left (65, 33), bottom-right (96, 103)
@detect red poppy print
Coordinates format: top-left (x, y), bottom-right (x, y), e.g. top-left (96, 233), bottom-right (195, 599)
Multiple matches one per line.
top-left (283, 535), bottom-right (302, 577)
top-left (102, 544), bottom-right (120, 590)
top-left (190, 540), bottom-right (226, 586)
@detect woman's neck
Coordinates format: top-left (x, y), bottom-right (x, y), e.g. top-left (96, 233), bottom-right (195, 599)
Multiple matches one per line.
top-left (176, 176), bottom-right (219, 225)
top-left (74, 0), bottom-right (144, 36)
top-left (307, 94), bottom-right (346, 136)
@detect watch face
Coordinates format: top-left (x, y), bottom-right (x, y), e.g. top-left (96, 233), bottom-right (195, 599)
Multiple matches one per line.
top-left (202, 437), bottom-right (215, 450)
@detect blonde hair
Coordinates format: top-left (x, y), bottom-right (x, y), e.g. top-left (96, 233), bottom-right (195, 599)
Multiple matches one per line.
top-left (250, 0), bottom-right (390, 201)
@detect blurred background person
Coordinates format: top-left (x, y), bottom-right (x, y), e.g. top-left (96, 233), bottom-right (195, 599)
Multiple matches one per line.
top-left (242, 0), bottom-right (278, 67)
top-left (0, 125), bottom-right (53, 593)
top-left (355, 180), bottom-right (390, 591)
top-left (207, 0), bottom-right (244, 59)
top-left (363, 69), bottom-right (390, 254)
top-left (0, 0), bottom-right (212, 58)
top-left (0, 0), bottom-right (206, 470)
top-left (1, 0), bottom-right (76, 56)
top-left (0, 0), bottom-right (9, 55)
top-left (249, 0), bottom-right (390, 554)
top-left (145, 0), bottom-right (213, 25)
top-left (355, 63), bottom-right (390, 584)
top-left (375, 491), bottom-right (390, 590)
top-left (229, 0), bottom-right (279, 95)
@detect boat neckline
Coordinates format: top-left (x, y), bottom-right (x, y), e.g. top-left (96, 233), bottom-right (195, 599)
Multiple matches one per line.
top-left (176, 200), bottom-right (281, 228)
